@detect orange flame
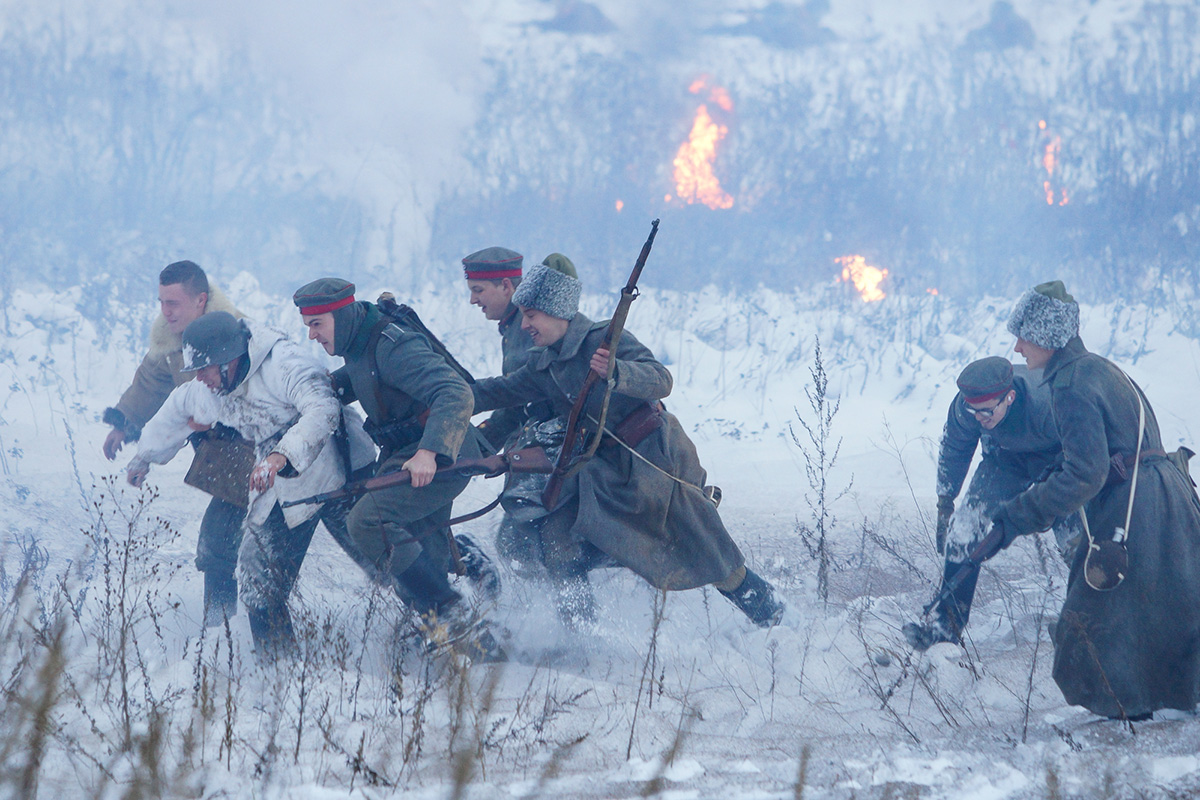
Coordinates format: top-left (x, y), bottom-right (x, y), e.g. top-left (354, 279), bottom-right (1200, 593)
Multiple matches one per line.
top-left (1039, 121), bottom-right (1069, 206)
top-left (836, 255), bottom-right (888, 302)
top-left (673, 78), bottom-right (734, 210)
top-left (926, 287), bottom-right (939, 296)
top-left (615, 199), bottom-right (624, 212)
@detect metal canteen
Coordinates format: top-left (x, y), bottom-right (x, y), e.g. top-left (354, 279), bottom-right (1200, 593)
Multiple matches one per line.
top-left (1084, 532), bottom-right (1128, 592)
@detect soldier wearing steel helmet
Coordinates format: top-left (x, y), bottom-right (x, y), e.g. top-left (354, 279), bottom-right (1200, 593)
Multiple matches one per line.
top-left (126, 311), bottom-right (377, 659)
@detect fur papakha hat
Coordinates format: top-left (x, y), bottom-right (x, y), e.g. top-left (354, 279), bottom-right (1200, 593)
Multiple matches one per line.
top-left (512, 264), bottom-right (581, 320)
top-left (1006, 280), bottom-right (1079, 350)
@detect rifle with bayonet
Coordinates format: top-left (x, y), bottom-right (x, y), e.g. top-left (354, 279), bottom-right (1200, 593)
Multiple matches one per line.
top-left (541, 219), bottom-right (660, 510)
top-left (281, 446), bottom-right (553, 508)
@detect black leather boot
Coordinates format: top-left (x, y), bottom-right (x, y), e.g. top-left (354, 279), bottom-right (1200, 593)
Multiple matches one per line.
top-left (454, 534), bottom-right (502, 604)
top-left (203, 571), bottom-right (238, 628)
top-left (719, 568), bottom-right (785, 628)
top-left (246, 605), bottom-right (297, 662)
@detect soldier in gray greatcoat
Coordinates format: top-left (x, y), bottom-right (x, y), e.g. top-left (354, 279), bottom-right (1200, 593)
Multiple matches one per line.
top-left (463, 246), bottom-right (533, 450)
top-left (1000, 281), bottom-right (1200, 720)
top-left (463, 248), bottom-right (581, 569)
top-left (294, 279), bottom-right (503, 660)
top-left (102, 260), bottom-right (251, 626)
top-left (470, 265), bottom-right (785, 628)
top-left (904, 356), bottom-right (1082, 650)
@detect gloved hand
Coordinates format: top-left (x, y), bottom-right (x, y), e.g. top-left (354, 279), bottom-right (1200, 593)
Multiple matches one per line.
top-left (977, 515), bottom-right (1020, 562)
top-left (935, 496), bottom-right (955, 555)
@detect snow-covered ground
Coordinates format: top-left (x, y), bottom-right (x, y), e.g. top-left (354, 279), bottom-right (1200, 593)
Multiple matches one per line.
top-left (4, 279), bottom-right (1200, 798)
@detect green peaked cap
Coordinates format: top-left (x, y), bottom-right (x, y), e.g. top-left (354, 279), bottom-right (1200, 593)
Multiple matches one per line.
top-left (1034, 280), bottom-right (1075, 305)
top-left (540, 253), bottom-right (578, 279)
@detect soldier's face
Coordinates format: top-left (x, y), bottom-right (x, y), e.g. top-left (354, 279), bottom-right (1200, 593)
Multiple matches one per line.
top-left (966, 390), bottom-right (1015, 430)
top-left (520, 307), bottom-right (569, 347)
top-left (303, 313), bottom-right (336, 355)
top-left (468, 279), bottom-right (515, 321)
top-left (196, 357), bottom-right (239, 394)
top-left (159, 283), bottom-right (208, 336)
top-left (1014, 337), bottom-right (1055, 370)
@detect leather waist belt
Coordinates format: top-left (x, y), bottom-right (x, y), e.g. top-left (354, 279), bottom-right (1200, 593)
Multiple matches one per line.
top-left (612, 402), bottom-right (665, 448)
top-left (1107, 448), bottom-right (1168, 485)
top-left (364, 409), bottom-right (431, 453)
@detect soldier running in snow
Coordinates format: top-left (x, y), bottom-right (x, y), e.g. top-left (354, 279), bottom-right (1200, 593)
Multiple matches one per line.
top-left (126, 312), bottom-right (378, 659)
top-left (293, 278), bottom-right (505, 661)
top-left (904, 356), bottom-right (1082, 650)
top-left (463, 247), bottom-right (581, 570)
top-left (102, 261), bottom-right (252, 626)
top-left (469, 264), bottom-right (785, 628)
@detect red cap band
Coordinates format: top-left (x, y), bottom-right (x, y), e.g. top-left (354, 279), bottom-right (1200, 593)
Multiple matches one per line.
top-left (299, 295), bottom-right (355, 315)
top-left (464, 267), bottom-right (522, 280)
top-left (963, 387), bottom-right (1008, 405)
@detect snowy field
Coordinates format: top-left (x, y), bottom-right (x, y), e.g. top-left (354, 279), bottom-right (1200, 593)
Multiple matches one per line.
top-left (4, 279), bottom-right (1200, 798)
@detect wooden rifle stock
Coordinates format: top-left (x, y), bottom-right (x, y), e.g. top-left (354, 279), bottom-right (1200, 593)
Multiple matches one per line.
top-left (542, 219), bottom-right (660, 510)
top-left (280, 446), bottom-right (553, 508)
top-left (921, 522), bottom-right (1006, 616)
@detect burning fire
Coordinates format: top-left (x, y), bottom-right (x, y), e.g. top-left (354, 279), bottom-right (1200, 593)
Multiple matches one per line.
top-left (1038, 120), bottom-right (1069, 206)
top-left (837, 255), bottom-right (888, 302)
top-left (672, 77), bottom-right (734, 210)
top-left (615, 199), bottom-right (624, 212)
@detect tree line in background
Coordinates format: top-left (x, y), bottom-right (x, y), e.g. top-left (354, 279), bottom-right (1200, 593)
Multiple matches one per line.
top-left (0, 4), bottom-right (1197, 320)
top-left (433, 3), bottom-right (1200, 301)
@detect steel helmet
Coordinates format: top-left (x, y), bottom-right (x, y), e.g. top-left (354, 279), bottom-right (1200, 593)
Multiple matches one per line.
top-left (181, 312), bottom-right (249, 372)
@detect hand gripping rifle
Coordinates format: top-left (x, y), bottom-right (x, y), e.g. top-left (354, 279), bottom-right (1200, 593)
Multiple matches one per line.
top-left (280, 447), bottom-right (553, 509)
top-left (541, 219), bottom-right (660, 510)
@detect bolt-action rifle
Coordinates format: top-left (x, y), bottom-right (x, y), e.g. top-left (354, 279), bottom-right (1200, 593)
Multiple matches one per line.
top-left (280, 447), bottom-right (553, 509)
top-left (920, 522), bottom-right (1006, 616)
top-left (541, 219), bottom-right (660, 510)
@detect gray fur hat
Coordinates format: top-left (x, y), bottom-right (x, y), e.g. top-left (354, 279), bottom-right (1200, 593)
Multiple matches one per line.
top-left (1006, 280), bottom-right (1079, 350)
top-left (512, 264), bottom-right (581, 320)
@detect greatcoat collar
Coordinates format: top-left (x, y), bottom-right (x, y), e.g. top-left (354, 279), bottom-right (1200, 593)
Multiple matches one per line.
top-left (498, 302), bottom-right (520, 334)
top-left (532, 312), bottom-right (596, 370)
top-left (1041, 335), bottom-right (1088, 384)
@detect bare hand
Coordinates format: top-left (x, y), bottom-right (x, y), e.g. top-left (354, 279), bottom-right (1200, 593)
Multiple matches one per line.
top-left (103, 428), bottom-right (126, 461)
top-left (402, 449), bottom-right (439, 488)
top-left (187, 417), bottom-right (212, 433)
top-left (127, 462), bottom-right (149, 488)
top-left (250, 453), bottom-right (288, 492)
top-left (590, 347), bottom-right (611, 378)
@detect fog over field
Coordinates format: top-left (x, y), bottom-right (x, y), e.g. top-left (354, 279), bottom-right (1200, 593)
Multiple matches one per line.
top-left (2, 1), bottom-right (1200, 798)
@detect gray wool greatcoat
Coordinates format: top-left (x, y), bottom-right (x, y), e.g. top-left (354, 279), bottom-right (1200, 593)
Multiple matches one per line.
top-left (478, 302), bottom-right (538, 450)
top-left (331, 302), bottom-right (481, 577)
top-left (1000, 336), bottom-right (1200, 719)
top-left (472, 313), bottom-right (745, 590)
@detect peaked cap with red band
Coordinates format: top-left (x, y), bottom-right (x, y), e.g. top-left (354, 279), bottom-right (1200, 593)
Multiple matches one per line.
top-left (956, 356), bottom-right (1014, 405)
top-left (462, 246), bottom-right (523, 280)
top-left (293, 277), bottom-right (356, 315)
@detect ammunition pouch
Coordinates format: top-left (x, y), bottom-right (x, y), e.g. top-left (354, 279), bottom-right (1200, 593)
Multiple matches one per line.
top-left (363, 413), bottom-right (427, 454)
top-left (612, 402), bottom-right (665, 449)
top-left (1106, 448), bottom-right (1168, 487)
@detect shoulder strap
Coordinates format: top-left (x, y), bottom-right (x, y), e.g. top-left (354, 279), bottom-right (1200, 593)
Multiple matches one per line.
top-left (365, 317), bottom-right (393, 419)
top-left (377, 294), bottom-right (475, 384)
